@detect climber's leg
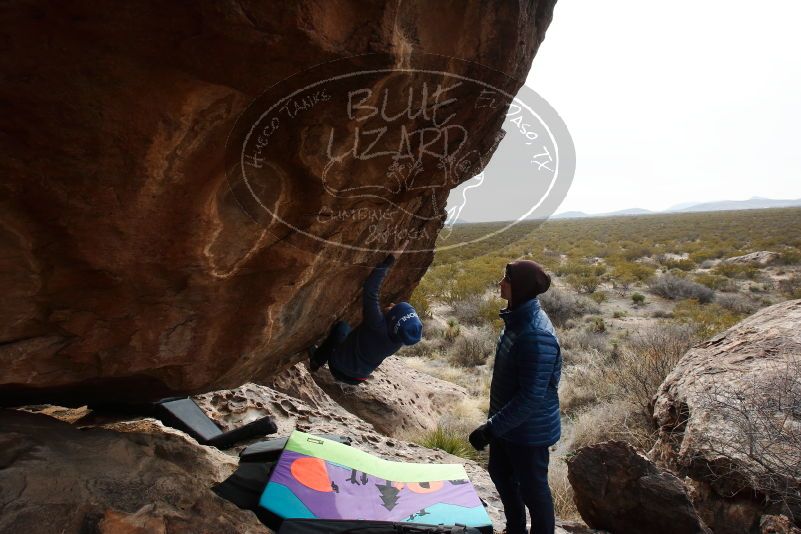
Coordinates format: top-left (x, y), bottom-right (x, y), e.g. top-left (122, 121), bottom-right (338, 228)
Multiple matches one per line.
top-left (309, 320), bottom-right (351, 372)
top-left (328, 363), bottom-right (368, 385)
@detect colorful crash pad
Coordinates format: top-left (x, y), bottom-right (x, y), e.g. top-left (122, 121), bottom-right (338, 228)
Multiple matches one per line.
top-left (259, 431), bottom-right (492, 529)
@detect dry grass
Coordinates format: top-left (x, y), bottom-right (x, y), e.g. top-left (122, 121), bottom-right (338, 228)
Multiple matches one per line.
top-left (549, 456), bottom-right (580, 521)
top-left (403, 356), bottom-right (492, 399)
top-left (448, 326), bottom-right (496, 367)
top-left (559, 349), bottom-right (616, 417)
top-left (569, 400), bottom-right (656, 452)
top-left (437, 396), bottom-right (487, 430)
top-left (406, 425), bottom-right (478, 461)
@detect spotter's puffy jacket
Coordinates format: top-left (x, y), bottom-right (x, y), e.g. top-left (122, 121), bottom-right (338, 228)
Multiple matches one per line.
top-left (487, 296), bottom-right (562, 446)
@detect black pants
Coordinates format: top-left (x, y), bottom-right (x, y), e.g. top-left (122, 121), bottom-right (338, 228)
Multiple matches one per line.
top-left (488, 439), bottom-right (555, 534)
top-left (311, 321), bottom-right (365, 386)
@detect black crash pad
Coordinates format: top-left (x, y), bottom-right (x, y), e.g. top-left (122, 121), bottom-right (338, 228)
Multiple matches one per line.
top-left (154, 397), bottom-right (277, 449)
top-left (239, 434), bottom-right (352, 462)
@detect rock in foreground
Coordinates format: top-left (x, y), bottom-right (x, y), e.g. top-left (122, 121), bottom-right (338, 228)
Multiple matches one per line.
top-left (0, 409), bottom-right (267, 534)
top-left (651, 299), bottom-right (801, 532)
top-left (567, 440), bottom-right (708, 534)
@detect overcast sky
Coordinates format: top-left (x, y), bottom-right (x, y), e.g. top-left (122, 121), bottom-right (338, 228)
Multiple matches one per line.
top-left (521, 0), bottom-right (801, 215)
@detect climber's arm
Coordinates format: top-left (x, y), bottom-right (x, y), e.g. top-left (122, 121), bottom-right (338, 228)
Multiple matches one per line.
top-left (362, 255), bottom-right (395, 330)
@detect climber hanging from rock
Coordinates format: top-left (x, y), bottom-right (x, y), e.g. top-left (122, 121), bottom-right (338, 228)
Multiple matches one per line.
top-left (308, 239), bottom-right (423, 385)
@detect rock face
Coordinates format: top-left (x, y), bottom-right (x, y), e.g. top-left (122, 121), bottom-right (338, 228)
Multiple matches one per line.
top-left (0, 409), bottom-right (267, 534)
top-left (0, 1), bottom-right (557, 406)
top-left (307, 357), bottom-right (468, 435)
top-left (651, 299), bottom-right (801, 533)
top-left (567, 440), bottom-right (708, 534)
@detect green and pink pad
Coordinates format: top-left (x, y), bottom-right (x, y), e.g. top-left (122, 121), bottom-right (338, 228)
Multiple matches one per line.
top-left (259, 431), bottom-right (492, 529)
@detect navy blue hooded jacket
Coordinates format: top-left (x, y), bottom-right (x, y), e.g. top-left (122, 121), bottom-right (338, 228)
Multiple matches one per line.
top-left (328, 255), bottom-right (419, 379)
top-left (487, 296), bottom-right (562, 446)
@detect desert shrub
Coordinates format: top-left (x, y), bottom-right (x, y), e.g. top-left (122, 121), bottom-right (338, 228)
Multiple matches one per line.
top-left (451, 294), bottom-right (484, 326)
top-left (777, 248), bottom-right (801, 265)
top-left (587, 316), bottom-right (606, 333)
top-left (713, 262), bottom-right (759, 280)
top-left (415, 426), bottom-right (477, 461)
top-left (569, 400), bottom-right (656, 453)
top-left (659, 257), bottom-right (696, 271)
top-left (648, 273), bottom-right (715, 303)
top-left (556, 261), bottom-right (606, 278)
top-left (421, 318), bottom-right (444, 339)
top-left (409, 281), bottom-right (433, 319)
top-left (399, 337), bottom-right (436, 359)
top-left (565, 273), bottom-right (602, 294)
top-left (651, 309), bottom-right (673, 318)
top-left (613, 310), bottom-right (626, 318)
top-left (714, 293), bottom-right (760, 315)
top-left (558, 262), bottom-right (606, 294)
top-left (610, 323), bottom-right (697, 416)
top-left (478, 296), bottom-right (506, 329)
top-left (590, 291), bottom-right (608, 304)
top-left (560, 327), bottom-right (608, 354)
top-left (778, 275), bottom-right (801, 299)
top-left (672, 299), bottom-right (744, 338)
top-left (448, 328), bottom-right (496, 367)
top-left (538, 287), bottom-right (600, 327)
top-left (694, 272), bottom-right (737, 292)
top-left (611, 260), bottom-right (656, 285)
top-left (560, 349), bottom-right (616, 416)
top-left (631, 292), bottom-right (646, 305)
top-left (620, 243), bottom-right (652, 261)
top-left (690, 251), bottom-right (717, 264)
top-left (694, 357), bottom-right (801, 514)
top-left (444, 318), bottom-right (460, 341)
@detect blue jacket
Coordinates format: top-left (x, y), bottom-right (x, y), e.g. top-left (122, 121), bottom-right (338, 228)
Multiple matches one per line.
top-left (487, 297), bottom-right (562, 446)
top-left (329, 256), bottom-right (403, 379)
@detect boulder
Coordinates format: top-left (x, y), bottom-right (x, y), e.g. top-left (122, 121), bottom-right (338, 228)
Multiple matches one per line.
top-left (566, 440), bottom-right (708, 534)
top-left (651, 299), bottom-right (801, 532)
top-left (307, 357), bottom-right (468, 435)
top-left (722, 251), bottom-right (779, 266)
top-left (0, 0), bottom-right (558, 406)
top-left (0, 409), bottom-right (267, 534)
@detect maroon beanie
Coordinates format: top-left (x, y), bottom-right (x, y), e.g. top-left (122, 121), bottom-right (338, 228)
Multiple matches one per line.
top-left (505, 260), bottom-right (551, 310)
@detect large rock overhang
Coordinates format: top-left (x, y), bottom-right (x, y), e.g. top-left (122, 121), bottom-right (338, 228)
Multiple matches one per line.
top-left (0, 1), bottom-right (558, 406)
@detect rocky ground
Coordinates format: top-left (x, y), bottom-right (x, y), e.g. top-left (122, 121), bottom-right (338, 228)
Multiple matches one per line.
top-left (4, 278), bottom-right (799, 533)
top-left (1, 359), bottom-right (595, 533)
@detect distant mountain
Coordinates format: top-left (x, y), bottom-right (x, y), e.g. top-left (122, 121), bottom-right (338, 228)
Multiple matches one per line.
top-left (551, 208), bottom-right (652, 219)
top-left (551, 197), bottom-right (801, 220)
top-left (667, 201), bottom-right (699, 211)
top-left (605, 208), bottom-right (654, 216)
top-left (671, 197), bottom-right (801, 213)
top-left (551, 210), bottom-right (589, 219)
